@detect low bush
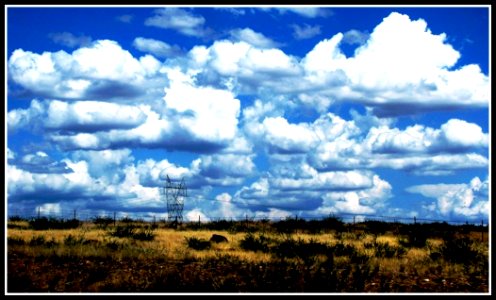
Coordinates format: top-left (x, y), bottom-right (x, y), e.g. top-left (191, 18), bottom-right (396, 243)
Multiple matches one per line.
top-left (108, 225), bottom-right (155, 241)
top-left (186, 237), bottom-right (211, 250)
top-left (441, 237), bottom-right (478, 264)
top-left (374, 242), bottom-right (405, 258)
top-left (29, 217), bottom-right (80, 230)
top-left (93, 216), bottom-right (114, 229)
top-left (239, 233), bottom-right (270, 252)
top-left (132, 229), bottom-right (155, 241)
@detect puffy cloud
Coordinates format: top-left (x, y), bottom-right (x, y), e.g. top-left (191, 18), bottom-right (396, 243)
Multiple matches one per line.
top-left (8, 40), bottom-right (164, 100)
top-left (346, 13), bottom-right (487, 115)
top-left (185, 209), bottom-right (210, 222)
top-left (405, 183), bottom-right (465, 199)
top-left (229, 28), bottom-right (280, 48)
top-left (6, 152), bottom-right (175, 214)
top-left (347, 12), bottom-right (459, 88)
top-left (133, 37), bottom-right (182, 58)
top-left (365, 125), bottom-right (437, 154)
top-left (254, 208), bottom-right (292, 220)
top-left (215, 193), bottom-right (239, 219)
top-left (301, 33), bottom-right (349, 88)
top-left (181, 12), bottom-right (488, 117)
top-left (372, 153), bottom-right (488, 176)
top-left (162, 68), bottom-right (240, 144)
top-left (6, 10), bottom-right (489, 222)
top-left (238, 177), bottom-right (270, 200)
top-left (198, 154), bottom-right (255, 179)
top-left (137, 158), bottom-right (190, 188)
top-left (309, 116), bottom-right (488, 174)
top-left (71, 149), bottom-right (134, 183)
top-left (245, 112), bottom-right (359, 156)
top-left (407, 177), bottom-right (489, 220)
top-left (10, 68), bottom-right (241, 153)
top-left (316, 175), bottom-right (392, 216)
top-left (364, 119), bottom-right (488, 154)
top-left (145, 8), bottom-right (207, 37)
top-left (9, 11), bottom-right (489, 122)
top-left (134, 153), bottom-right (255, 190)
top-left (271, 169), bottom-right (375, 191)
top-left (309, 138), bottom-right (367, 171)
top-left (349, 108), bottom-right (395, 132)
top-left (7, 99), bottom-right (45, 132)
top-left (297, 12), bottom-right (489, 116)
top-left (36, 203), bottom-right (63, 216)
top-left (8, 98), bottom-right (147, 135)
top-left (291, 24), bottom-right (321, 40)
top-left (7, 161), bottom-right (98, 203)
top-left (235, 162), bottom-right (391, 215)
top-left (262, 117), bottom-right (318, 154)
top-left (187, 40), bottom-right (301, 95)
top-left (44, 100), bottom-right (147, 132)
top-left (437, 119), bottom-right (488, 149)
top-left (209, 40), bottom-right (299, 77)
top-left (15, 151), bottom-right (72, 174)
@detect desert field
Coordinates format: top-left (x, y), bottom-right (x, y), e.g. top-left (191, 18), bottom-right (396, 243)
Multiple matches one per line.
top-left (6, 216), bottom-right (489, 293)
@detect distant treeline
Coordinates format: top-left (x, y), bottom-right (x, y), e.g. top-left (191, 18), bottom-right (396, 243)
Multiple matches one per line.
top-left (8, 215), bottom-right (488, 238)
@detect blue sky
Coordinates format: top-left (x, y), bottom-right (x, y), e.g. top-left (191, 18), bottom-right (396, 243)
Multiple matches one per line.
top-left (5, 5), bottom-right (490, 223)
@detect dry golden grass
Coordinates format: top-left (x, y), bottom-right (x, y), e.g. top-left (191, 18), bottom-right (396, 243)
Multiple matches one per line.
top-left (375, 235), bottom-right (399, 246)
top-left (404, 247), bottom-right (430, 261)
top-left (8, 227), bottom-right (108, 243)
top-left (426, 238), bottom-right (444, 249)
top-left (372, 257), bottom-right (402, 273)
top-left (7, 221), bottom-right (489, 293)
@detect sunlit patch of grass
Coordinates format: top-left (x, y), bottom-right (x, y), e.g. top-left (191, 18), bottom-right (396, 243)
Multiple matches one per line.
top-left (404, 247), bottom-right (429, 261)
top-left (374, 257), bottom-right (402, 273)
top-left (290, 232), bottom-right (338, 245)
top-left (426, 238), bottom-right (443, 249)
top-left (376, 235), bottom-right (399, 246)
top-left (7, 220), bottom-right (30, 229)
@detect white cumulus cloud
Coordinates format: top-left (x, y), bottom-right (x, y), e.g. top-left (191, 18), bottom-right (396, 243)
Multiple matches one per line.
top-left (407, 177), bottom-right (489, 220)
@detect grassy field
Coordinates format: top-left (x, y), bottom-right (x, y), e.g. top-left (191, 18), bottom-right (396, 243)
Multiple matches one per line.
top-left (6, 217), bottom-right (489, 293)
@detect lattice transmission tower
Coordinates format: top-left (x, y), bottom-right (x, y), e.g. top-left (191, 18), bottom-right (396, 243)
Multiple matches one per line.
top-left (160, 175), bottom-right (187, 223)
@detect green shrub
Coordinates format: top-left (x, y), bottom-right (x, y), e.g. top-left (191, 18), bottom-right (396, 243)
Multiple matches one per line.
top-left (441, 237), bottom-right (478, 264)
top-left (8, 215), bottom-right (25, 222)
top-left (121, 217), bottom-right (134, 223)
top-left (7, 237), bottom-right (25, 246)
top-left (239, 233), bottom-right (270, 252)
top-left (186, 237), bottom-right (211, 250)
top-left (93, 216), bottom-right (114, 228)
top-left (64, 234), bottom-right (87, 246)
top-left (29, 217), bottom-right (80, 230)
top-left (133, 229), bottom-right (155, 241)
top-left (109, 225), bottom-right (136, 238)
top-left (374, 242), bottom-right (405, 258)
top-left (29, 235), bottom-right (46, 246)
top-left (332, 243), bottom-right (357, 257)
top-left (105, 239), bottom-right (122, 251)
top-left (399, 225), bottom-right (429, 248)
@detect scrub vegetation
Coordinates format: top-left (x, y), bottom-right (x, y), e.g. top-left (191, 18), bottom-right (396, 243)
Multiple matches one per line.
top-left (7, 216), bottom-right (488, 293)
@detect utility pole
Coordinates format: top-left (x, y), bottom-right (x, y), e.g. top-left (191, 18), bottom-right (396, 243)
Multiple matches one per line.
top-left (161, 175), bottom-right (187, 224)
